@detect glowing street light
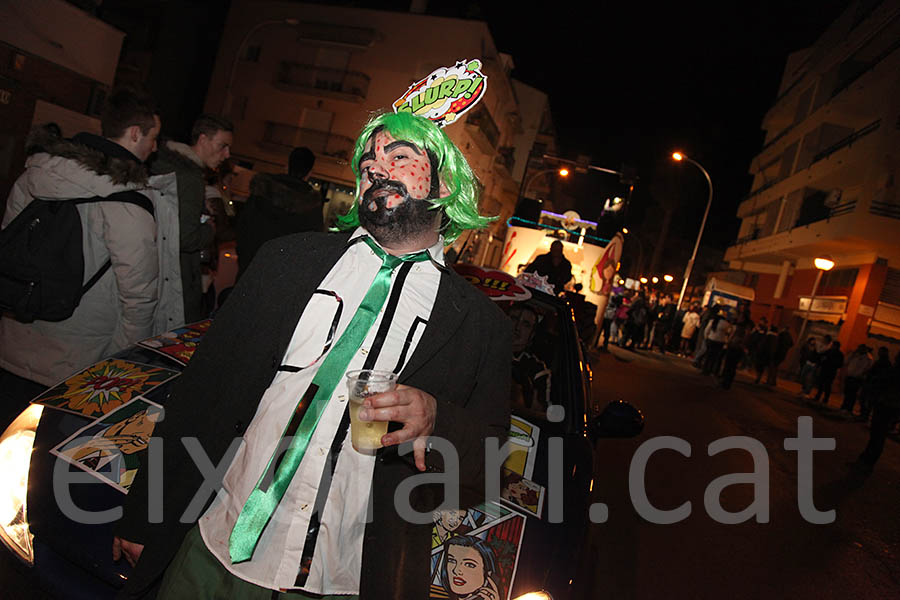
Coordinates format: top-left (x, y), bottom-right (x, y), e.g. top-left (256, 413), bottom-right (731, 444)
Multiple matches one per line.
top-left (797, 255), bottom-right (836, 349)
top-left (664, 274), bottom-right (674, 282)
top-left (671, 151), bottom-right (713, 310)
top-left (814, 257), bottom-right (835, 271)
top-left (639, 276), bottom-right (648, 284)
top-left (651, 276), bottom-right (659, 284)
top-left (558, 168), bottom-right (570, 177)
top-left (622, 227), bottom-right (629, 234)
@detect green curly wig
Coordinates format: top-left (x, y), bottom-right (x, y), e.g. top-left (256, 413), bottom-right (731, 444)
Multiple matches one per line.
top-left (336, 111), bottom-right (494, 242)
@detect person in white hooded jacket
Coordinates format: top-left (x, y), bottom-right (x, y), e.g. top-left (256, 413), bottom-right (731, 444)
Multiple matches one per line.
top-left (0, 88), bottom-right (164, 422)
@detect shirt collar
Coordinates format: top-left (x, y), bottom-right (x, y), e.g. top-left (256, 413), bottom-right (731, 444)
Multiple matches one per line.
top-left (352, 227), bottom-right (445, 266)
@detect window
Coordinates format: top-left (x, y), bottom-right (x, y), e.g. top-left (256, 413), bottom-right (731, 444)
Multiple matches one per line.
top-left (821, 268), bottom-right (858, 290)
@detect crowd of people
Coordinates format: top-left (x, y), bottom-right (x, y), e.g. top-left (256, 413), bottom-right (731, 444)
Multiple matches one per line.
top-left (594, 287), bottom-right (701, 355)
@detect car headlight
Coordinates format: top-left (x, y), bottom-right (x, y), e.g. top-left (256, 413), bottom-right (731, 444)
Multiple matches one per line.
top-left (0, 404), bottom-right (43, 565)
top-left (514, 592), bottom-right (554, 600)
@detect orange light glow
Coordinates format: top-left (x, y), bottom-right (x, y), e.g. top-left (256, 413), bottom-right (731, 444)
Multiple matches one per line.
top-left (558, 168), bottom-right (570, 177)
top-left (639, 277), bottom-right (648, 284)
top-left (622, 227), bottom-right (629, 234)
top-left (672, 152), bottom-right (684, 161)
top-left (224, 253), bottom-right (233, 258)
top-left (814, 256), bottom-right (835, 271)
top-left (664, 274), bottom-right (674, 282)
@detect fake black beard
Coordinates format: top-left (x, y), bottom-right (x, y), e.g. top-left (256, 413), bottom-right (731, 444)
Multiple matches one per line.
top-left (358, 180), bottom-right (437, 246)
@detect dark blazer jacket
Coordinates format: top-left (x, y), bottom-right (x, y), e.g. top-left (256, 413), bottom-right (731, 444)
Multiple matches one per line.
top-left (116, 231), bottom-right (512, 599)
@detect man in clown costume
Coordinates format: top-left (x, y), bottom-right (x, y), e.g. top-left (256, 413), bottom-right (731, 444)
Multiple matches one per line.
top-left (113, 110), bottom-right (511, 600)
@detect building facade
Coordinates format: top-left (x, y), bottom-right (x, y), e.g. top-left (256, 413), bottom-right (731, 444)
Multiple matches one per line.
top-left (0, 0), bottom-right (124, 215)
top-left (724, 0), bottom-right (900, 356)
top-left (203, 0), bottom-right (555, 267)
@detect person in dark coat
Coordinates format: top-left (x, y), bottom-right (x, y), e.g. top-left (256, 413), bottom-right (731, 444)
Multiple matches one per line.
top-left (853, 351), bottom-right (899, 472)
top-left (753, 325), bottom-right (779, 384)
top-left (624, 291), bottom-right (648, 350)
top-left (766, 327), bottom-right (793, 385)
top-left (720, 313), bottom-right (752, 390)
top-left (151, 114), bottom-right (234, 322)
top-left (813, 340), bottom-right (844, 405)
top-left (236, 147), bottom-right (324, 279)
top-left (858, 346), bottom-right (892, 421)
top-left (113, 111), bottom-right (509, 599)
top-left (525, 240), bottom-right (572, 294)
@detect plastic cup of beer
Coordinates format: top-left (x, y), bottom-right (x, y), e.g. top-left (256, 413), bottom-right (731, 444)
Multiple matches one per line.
top-left (346, 369), bottom-right (398, 454)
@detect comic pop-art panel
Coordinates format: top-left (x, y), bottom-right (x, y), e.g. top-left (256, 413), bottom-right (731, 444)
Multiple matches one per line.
top-left (499, 468), bottom-right (545, 518)
top-left (137, 322), bottom-right (208, 366)
top-left (430, 503), bottom-right (513, 550)
top-left (185, 319), bottom-right (211, 334)
top-left (50, 397), bottom-right (164, 493)
top-left (429, 505), bottom-right (526, 600)
top-left (31, 358), bottom-right (178, 418)
top-left (503, 416), bottom-right (540, 480)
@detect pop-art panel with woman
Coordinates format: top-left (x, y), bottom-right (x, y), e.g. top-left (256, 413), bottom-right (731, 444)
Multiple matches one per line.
top-left (429, 508), bottom-right (526, 600)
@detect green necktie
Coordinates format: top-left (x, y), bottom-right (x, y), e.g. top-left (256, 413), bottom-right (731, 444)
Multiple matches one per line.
top-left (229, 236), bottom-right (430, 563)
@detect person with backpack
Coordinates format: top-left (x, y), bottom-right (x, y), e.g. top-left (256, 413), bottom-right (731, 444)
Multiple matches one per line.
top-left (0, 87), bottom-right (162, 424)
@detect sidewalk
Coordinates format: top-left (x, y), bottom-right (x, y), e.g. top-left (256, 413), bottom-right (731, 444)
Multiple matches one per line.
top-left (600, 344), bottom-right (900, 443)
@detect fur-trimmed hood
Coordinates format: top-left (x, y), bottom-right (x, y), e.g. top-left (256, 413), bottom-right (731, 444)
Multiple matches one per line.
top-left (22, 129), bottom-right (149, 200)
top-left (151, 140), bottom-right (206, 176)
top-left (248, 172), bottom-right (321, 214)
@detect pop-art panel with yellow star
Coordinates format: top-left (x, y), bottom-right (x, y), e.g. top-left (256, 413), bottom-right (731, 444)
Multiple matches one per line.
top-left (31, 358), bottom-right (178, 418)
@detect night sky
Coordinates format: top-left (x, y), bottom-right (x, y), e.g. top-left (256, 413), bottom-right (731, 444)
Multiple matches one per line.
top-left (479, 0), bottom-right (852, 260)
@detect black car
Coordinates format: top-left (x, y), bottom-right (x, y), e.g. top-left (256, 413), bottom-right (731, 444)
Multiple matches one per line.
top-left (0, 270), bottom-right (642, 600)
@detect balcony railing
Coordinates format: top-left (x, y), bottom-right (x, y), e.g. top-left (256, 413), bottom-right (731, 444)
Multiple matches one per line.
top-left (465, 106), bottom-right (500, 150)
top-left (759, 123), bottom-right (794, 152)
top-left (294, 22), bottom-right (376, 47)
top-left (275, 62), bottom-right (370, 101)
top-left (811, 119), bottom-right (881, 164)
top-left (871, 201), bottom-right (900, 220)
top-left (830, 35), bottom-right (900, 99)
top-left (259, 122), bottom-right (353, 161)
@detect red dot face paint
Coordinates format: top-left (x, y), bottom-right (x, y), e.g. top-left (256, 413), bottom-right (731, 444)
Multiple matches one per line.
top-left (358, 130), bottom-right (434, 204)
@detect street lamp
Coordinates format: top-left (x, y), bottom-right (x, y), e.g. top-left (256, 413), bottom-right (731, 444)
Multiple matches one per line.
top-left (796, 255), bottom-right (835, 349)
top-left (663, 274), bottom-right (674, 283)
top-left (671, 151), bottom-right (713, 310)
top-left (639, 276), bottom-right (648, 284)
top-left (224, 18), bottom-right (300, 116)
top-left (522, 167), bottom-right (569, 199)
top-left (651, 276), bottom-right (659, 284)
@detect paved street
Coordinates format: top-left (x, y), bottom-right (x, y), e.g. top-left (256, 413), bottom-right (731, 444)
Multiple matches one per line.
top-left (584, 345), bottom-right (900, 599)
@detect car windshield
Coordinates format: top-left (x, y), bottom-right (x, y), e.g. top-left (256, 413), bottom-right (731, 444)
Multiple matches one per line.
top-left (502, 295), bottom-right (566, 424)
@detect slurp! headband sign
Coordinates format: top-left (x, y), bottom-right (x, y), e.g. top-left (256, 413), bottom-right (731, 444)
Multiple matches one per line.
top-left (393, 59), bottom-right (487, 127)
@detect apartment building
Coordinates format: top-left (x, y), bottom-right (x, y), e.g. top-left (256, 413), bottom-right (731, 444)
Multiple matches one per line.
top-left (724, 0), bottom-right (900, 354)
top-left (203, 0), bottom-right (554, 267)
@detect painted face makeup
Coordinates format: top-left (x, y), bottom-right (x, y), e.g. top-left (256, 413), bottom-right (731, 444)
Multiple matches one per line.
top-left (357, 128), bottom-right (441, 245)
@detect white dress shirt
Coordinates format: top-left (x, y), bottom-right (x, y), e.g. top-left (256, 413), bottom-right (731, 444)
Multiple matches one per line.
top-left (199, 228), bottom-right (443, 593)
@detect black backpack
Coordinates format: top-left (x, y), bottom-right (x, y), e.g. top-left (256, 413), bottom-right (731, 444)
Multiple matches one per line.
top-left (0, 192), bottom-right (154, 323)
